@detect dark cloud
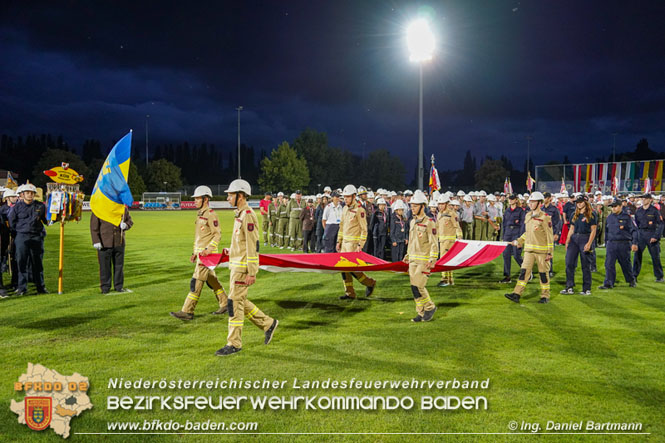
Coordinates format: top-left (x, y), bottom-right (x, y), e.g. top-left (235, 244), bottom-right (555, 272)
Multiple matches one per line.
top-left (1, 0), bottom-right (664, 176)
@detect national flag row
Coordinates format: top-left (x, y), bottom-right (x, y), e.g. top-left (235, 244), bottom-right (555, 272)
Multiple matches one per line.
top-left (570, 160), bottom-right (664, 194)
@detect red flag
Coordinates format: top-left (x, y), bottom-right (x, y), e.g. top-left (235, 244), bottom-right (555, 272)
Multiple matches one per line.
top-left (429, 155), bottom-right (440, 193)
top-left (504, 178), bottom-right (513, 194)
top-left (560, 178), bottom-right (566, 194)
top-left (200, 241), bottom-right (508, 273)
top-left (526, 172), bottom-right (535, 192)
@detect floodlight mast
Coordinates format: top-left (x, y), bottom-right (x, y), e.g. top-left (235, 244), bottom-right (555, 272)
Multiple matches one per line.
top-left (407, 18), bottom-right (435, 191)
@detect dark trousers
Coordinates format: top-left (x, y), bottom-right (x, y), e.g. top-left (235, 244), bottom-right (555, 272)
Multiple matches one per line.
top-left (363, 233), bottom-right (374, 254)
top-left (565, 233), bottom-right (593, 291)
top-left (15, 232), bottom-right (45, 291)
top-left (373, 235), bottom-right (386, 259)
top-left (502, 242), bottom-right (523, 277)
top-left (633, 233), bottom-right (663, 280)
top-left (391, 242), bottom-right (406, 262)
top-left (315, 229), bottom-right (324, 252)
top-left (604, 241), bottom-right (634, 286)
top-left (98, 245), bottom-right (125, 292)
top-left (302, 230), bottom-right (315, 253)
top-left (323, 225), bottom-right (339, 253)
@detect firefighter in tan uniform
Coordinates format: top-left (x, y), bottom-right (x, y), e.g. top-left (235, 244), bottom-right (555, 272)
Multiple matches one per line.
top-left (404, 190), bottom-right (439, 322)
top-left (436, 194), bottom-right (462, 287)
top-left (171, 186), bottom-right (228, 320)
top-left (505, 192), bottom-right (553, 304)
top-left (337, 184), bottom-right (377, 300)
top-left (216, 179), bottom-right (278, 356)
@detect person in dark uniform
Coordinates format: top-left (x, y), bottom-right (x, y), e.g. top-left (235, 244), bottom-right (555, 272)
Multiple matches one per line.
top-left (370, 198), bottom-right (389, 259)
top-left (560, 194), bottom-right (576, 245)
top-left (598, 199), bottom-right (637, 290)
top-left (499, 194), bottom-right (525, 283)
top-left (299, 197), bottom-right (316, 253)
top-left (90, 206), bottom-right (133, 294)
top-left (7, 184), bottom-right (47, 295)
top-left (390, 199), bottom-right (409, 262)
top-left (561, 195), bottom-right (597, 295)
top-left (1, 188), bottom-right (20, 295)
top-left (632, 193), bottom-right (664, 283)
top-left (314, 195), bottom-right (327, 253)
top-left (541, 192), bottom-right (562, 277)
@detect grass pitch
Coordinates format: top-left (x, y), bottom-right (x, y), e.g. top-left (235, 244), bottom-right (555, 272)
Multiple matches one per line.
top-left (1, 210), bottom-right (664, 442)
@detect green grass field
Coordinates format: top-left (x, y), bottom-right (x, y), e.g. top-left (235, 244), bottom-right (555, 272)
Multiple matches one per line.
top-left (2, 210), bottom-right (664, 442)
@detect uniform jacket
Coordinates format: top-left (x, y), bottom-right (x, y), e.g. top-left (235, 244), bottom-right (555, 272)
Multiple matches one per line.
top-left (90, 207), bottom-right (133, 248)
top-left (8, 200), bottom-right (47, 235)
top-left (404, 213), bottom-right (439, 264)
top-left (634, 205), bottom-right (664, 239)
top-left (437, 207), bottom-right (461, 242)
top-left (370, 209), bottom-right (389, 237)
top-left (390, 212), bottom-right (409, 243)
top-left (338, 200), bottom-right (368, 248)
top-left (502, 205), bottom-right (525, 240)
top-left (542, 203), bottom-right (562, 235)
top-left (315, 204), bottom-right (325, 235)
top-left (229, 201), bottom-right (260, 276)
top-left (605, 211), bottom-right (638, 243)
top-left (299, 205), bottom-right (316, 231)
top-left (189, 206), bottom-right (219, 254)
top-left (277, 201), bottom-right (289, 219)
top-left (286, 198), bottom-right (304, 219)
top-left (516, 208), bottom-right (554, 254)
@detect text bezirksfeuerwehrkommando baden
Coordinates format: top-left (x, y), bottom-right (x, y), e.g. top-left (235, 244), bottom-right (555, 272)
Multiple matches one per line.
top-left (106, 378), bottom-right (490, 411)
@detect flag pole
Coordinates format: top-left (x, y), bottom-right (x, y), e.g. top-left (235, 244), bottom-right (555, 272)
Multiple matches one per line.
top-left (58, 218), bottom-right (64, 294)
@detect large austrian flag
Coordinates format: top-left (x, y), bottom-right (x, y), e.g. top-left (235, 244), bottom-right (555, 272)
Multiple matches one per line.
top-left (199, 240), bottom-right (507, 274)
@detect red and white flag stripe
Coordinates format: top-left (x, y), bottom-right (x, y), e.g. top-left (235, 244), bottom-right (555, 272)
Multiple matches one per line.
top-left (200, 240), bottom-right (508, 274)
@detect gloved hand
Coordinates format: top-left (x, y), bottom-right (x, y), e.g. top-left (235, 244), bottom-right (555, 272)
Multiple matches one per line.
top-left (120, 222), bottom-right (128, 230)
top-left (93, 243), bottom-right (102, 250)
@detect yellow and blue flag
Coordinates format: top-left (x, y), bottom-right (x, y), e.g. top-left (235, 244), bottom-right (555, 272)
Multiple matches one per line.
top-left (90, 131), bottom-right (134, 226)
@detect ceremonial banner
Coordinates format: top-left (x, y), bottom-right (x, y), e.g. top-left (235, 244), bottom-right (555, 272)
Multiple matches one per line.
top-left (654, 160), bottom-right (663, 191)
top-left (573, 164), bottom-right (582, 192)
top-left (585, 163), bottom-right (596, 192)
top-left (90, 132), bottom-right (133, 226)
top-left (598, 163), bottom-right (607, 190)
top-left (429, 156), bottom-right (441, 193)
top-left (644, 177), bottom-right (651, 194)
top-left (624, 162), bottom-right (634, 192)
top-left (526, 172), bottom-right (535, 192)
top-left (504, 178), bottom-right (513, 195)
top-left (200, 240), bottom-right (508, 274)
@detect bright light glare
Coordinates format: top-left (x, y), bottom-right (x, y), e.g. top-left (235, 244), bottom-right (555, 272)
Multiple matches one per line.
top-left (406, 18), bottom-right (435, 62)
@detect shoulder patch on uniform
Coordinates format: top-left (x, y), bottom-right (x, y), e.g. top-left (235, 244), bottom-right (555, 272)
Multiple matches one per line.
top-left (247, 223), bottom-right (254, 231)
top-left (209, 210), bottom-right (215, 213)
top-left (214, 220), bottom-right (219, 227)
top-left (361, 212), bottom-right (365, 218)
top-left (246, 210), bottom-right (252, 214)
top-left (432, 228), bottom-right (437, 235)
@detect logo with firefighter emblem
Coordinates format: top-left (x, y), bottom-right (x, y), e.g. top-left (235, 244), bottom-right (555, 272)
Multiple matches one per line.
top-left (25, 397), bottom-right (52, 431)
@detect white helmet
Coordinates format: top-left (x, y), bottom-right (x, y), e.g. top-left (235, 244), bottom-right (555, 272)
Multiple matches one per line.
top-left (411, 190), bottom-right (428, 205)
top-left (392, 200), bottom-right (406, 211)
top-left (3, 188), bottom-right (18, 199)
top-left (323, 186), bottom-right (332, 193)
top-left (191, 185), bottom-right (213, 198)
top-left (479, 190), bottom-right (487, 196)
top-left (457, 190), bottom-right (465, 196)
top-left (367, 191), bottom-right (375, 199)
top-left (403, 190), bottom-right (413, 196)
top-left (487, 194), bottom-right (497, 202)
top-left (342, 184), bottom-right (357, 196)
top-left (376, 197), bottom-right (386, 205)
top-left (450, 199), bottom-right (461, 206)
top-left (428, 198), bottom-right (438, 208)
top-left (528, 191), bottom-right (545, 201)
top-left (277, 191), bottom-right (284, 197)
top-left (437, 194), bottom-right (450, 204)
top-left (463, 195), bottom-right (473, 202)
top-left (224, 179), bottom-right (251, 195)
top-left (432, 190), bottom-right (440, 200)
top-left (22, 183), bottom-right (37, 193)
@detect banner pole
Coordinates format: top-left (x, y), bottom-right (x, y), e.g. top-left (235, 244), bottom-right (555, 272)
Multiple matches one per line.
top-left (58, 220), bottom-right (64, 294)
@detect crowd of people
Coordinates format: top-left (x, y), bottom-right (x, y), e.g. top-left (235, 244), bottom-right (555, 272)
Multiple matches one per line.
top-left (259, 187), bottom-right (664, 299)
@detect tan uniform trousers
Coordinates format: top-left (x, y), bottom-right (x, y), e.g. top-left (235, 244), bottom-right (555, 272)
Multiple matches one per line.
top-left (269, 216), bottom-right (278, 244)
top-left (227, 270), bottom-right (273, 348)
top-left (439, 240), bottom-right (455, 284)
top-left (182, 260), bottom-right (227, 314)
top-left (277, 218), bottom-right (289, 247)
top-left (409, 263), bottom-right (436, 316)
top-left (340, 241), bottom-right (376, 298)
top-left (513, 251), bottom-right (551, 299)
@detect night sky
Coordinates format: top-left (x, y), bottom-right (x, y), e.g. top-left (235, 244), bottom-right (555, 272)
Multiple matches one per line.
top-left (2, 0), bottom-right (664, 174)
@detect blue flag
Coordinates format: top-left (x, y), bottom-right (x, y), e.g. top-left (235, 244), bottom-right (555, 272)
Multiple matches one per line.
top-left (90, 131), bottom-right (133, 226)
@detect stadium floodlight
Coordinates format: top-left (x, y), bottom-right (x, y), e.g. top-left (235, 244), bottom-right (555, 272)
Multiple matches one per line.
top-left (406, 17), bottom-right (435, 190)
top-left (406, 18), bottom-right (435, 63)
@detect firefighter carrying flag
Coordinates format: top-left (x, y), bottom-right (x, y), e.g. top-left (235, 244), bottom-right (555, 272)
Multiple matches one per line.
top-left (429, 155), bottom-right (441, 193)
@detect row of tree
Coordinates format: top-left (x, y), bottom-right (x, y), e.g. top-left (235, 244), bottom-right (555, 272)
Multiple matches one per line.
top-left (1, 132), bottom-right (661, 196)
